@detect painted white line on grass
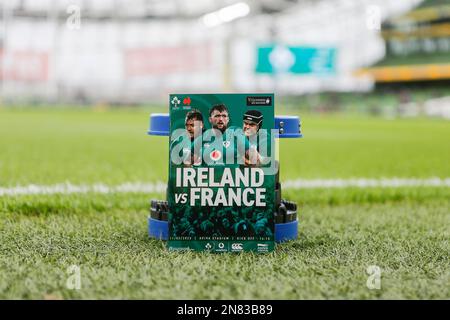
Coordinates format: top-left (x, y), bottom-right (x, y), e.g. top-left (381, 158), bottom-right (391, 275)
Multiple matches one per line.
top-left (0, 178), bottom-right (449, 196)
top-left (283, 177), bottom-right (450, 189)
top-left (0, 182), bottom-right (167, 196)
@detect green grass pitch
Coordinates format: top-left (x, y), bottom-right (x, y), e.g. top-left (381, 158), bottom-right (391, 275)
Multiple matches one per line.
top-left (0, 107), bottom-right (449, 299)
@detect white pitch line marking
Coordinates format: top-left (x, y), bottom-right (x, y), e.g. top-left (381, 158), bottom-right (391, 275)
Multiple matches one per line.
top-left (0, 178), bottom-right (449, 196)
top-left (282, 177), bottom-right (450, 189)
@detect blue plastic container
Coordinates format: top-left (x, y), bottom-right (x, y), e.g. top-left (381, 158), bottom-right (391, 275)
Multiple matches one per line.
top-left (147, 114), bottom-right (302, 138)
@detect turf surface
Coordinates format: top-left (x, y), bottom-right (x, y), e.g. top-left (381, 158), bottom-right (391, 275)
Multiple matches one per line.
top-left (0, 107), bottom-right (449, 299)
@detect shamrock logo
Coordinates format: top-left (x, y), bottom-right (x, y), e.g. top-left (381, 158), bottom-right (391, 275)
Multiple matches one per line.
top-left (171, 96), bottom-right (181, 107)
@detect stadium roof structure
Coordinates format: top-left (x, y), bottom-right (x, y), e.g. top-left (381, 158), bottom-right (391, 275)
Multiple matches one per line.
top-left (0, 0), bottom-right (306, 21)
top-left (0, 0), bottom-right (426, 101)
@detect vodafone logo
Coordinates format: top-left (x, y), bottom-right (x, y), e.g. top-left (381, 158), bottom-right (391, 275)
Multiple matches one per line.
top-left (210, 150), bottom-right (222, 161)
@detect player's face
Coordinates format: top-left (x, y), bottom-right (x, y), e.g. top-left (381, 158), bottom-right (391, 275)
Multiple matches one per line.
top-left (209, 110), bottom-right (229, 131)
top-left (185, 119), bottom-right (203, 138)
top-left (243, 120), bottom-right (258, 137)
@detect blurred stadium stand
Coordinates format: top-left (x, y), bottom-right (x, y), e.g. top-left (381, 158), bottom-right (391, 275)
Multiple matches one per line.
top-left (0, 0), bottom-right (426, 104)
top-left (356, 0), bottom-right (450, 82)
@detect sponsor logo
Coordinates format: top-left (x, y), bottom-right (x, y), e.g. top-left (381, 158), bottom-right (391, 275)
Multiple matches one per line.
top-left (257, 243), bottom-right (269, 252)
top-left (223, 141), bottom-right (230, 148)
top-left (183, 97), bottom-right (191, 105)
top-left (231, 243), bottom-right (243, 251)
top-left (215, 242), bottom-right (228, 252)
top-left (246, 96), bottom-right (272, 106)
top-left (169, 247), bottom-right (191, 251)
top-left (204, 242), bottom-right (214, 250)
top-left (210, 150), bottom-right (222, 161)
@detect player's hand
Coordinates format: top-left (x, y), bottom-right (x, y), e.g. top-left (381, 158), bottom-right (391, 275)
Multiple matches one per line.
top-left (244, 147), bottom-right (261, 166)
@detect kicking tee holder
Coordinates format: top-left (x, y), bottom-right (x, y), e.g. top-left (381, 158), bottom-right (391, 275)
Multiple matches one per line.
top-left (147, 113), bottom-right (302, 243)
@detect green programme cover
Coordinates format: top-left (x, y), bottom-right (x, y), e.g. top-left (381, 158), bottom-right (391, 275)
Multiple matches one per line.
top-left (168, 94), bottom-right (276, 252)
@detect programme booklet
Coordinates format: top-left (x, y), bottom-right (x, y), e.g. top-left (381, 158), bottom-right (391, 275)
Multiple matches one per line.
top-left (168, 94), bottom-right (276, 252)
